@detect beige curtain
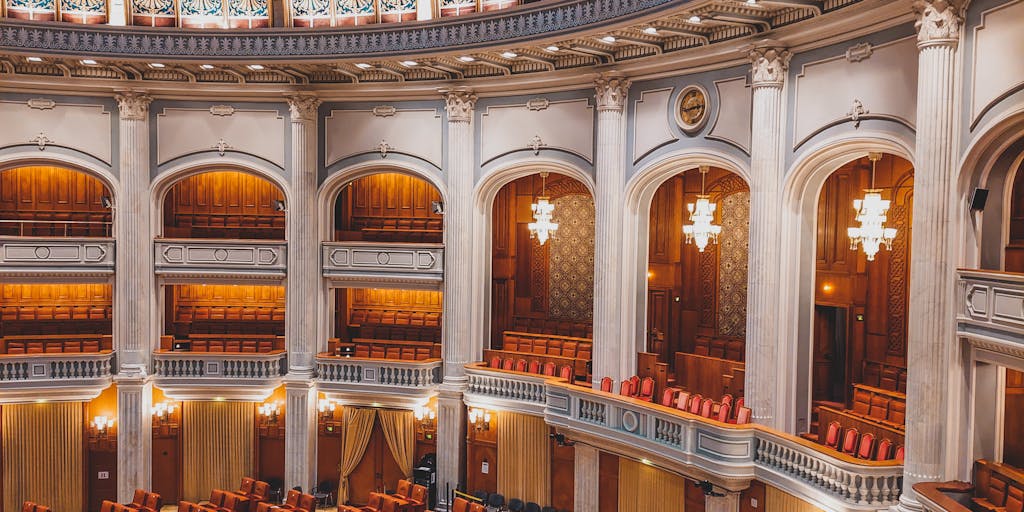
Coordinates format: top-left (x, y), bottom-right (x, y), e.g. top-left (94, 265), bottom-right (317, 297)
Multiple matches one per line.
top-left (497, 412), bottom-right (551, 505)
top-left (338, 407), bottom-right (377, 505)
top-left (766, 485), bottom-right (825, 512)
top-left (378, 409), bottom-right (416, 478)
top-left (617, 458), bottom-right (685, 512)
top-left (2, 402), bottom-right (84, 512)
top-left (182, 401), bottom-right (255, 502)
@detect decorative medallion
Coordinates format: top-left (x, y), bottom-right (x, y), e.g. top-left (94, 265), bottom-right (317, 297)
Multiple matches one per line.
top-left (675, 85), bottom-right (709, 135)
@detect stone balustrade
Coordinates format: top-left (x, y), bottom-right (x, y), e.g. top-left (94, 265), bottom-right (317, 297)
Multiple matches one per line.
top-left (153, 351), bottom-right (287, 400)
top-left (316, 355), bottom-right (442, 405)
top-left (957, 269), bottom-right (1024, 360)
top-left (321, 242), bottom-right (444, 289)
top-left (154, 239), bottom-right (287, 279)
top-left (463, 362), bottom-right (904, 512)
top-left (0, 237), bottom-right (114, 276)
top-left (0, 351), bottom-right (115, 401)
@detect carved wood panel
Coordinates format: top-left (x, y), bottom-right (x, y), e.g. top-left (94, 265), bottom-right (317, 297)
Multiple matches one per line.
top-left (0, 166), bottom-right (112, 236)
top-left (164, 170), bottom-right (285, 239)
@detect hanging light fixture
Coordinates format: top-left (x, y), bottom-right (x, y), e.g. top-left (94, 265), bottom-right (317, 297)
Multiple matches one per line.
top-left (848, 153), bottom-right (897, 261)
top-left (528, 172), bottom-right (559, 245)
top-left (683, 166), bottom-right (721, 252)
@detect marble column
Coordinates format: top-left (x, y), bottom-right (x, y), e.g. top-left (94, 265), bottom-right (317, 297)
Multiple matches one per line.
top-left (591, 73), bottom-right (632, 386)
top-left (744, 46), bottom-right (791, 430)
top-left (113, 90), bottom-right (155, 502)
top-left (705, 492), bottom-right (741, 512)
top-left (284, 93), bottom-right (322, 492)
top-left (900, 2), bottom-right (963, 510)
top-left (573, 444), bottom-right (600, 511)
top-left (436, 87), bottom-right (477, 509)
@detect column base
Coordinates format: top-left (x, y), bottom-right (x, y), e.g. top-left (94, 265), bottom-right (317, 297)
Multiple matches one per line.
top-left (892, 494), bottom-right (925, 512)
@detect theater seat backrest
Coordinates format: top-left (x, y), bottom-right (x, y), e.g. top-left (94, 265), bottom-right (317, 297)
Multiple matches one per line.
top-left (469, 503), bottom-right (486, 512)
top-left (296, 493), bottom-right (316, 512)
top-left (132, 489), bottom-right (148, 507)
top-left (366, 493), bottom-right (384, 511)
top-left (395, 479), bottom-right (412, 498)
top-left (1006, 485), bottom-right (1024, 512)
top-left (144, 492), bottom-right (163, 511)
top-left (735, 406), bottom-right (752, 425)
top-left (284, 490), bottom-right (301, 508)
top-left (410, 485), bottom-right (428, 504)
top-left (22, 502), bottom-right (35, 512)
top-left (452, 498), bottom-right (470, 512)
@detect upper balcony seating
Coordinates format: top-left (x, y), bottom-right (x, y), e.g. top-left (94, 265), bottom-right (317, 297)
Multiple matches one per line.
top-left (492, 330), bottom-right (592, 376)
top-left (487, 355), bottom-right (574, 381)
top-left (0, 333), bottom-right (112, 354)
top-left (347, 216), bottom-right (443, 244)
top-left (165, 213), bottom-right (285, 240)
top-left (849, 384), bottom-right (906, 426)
top-left (674, 352), bottom-right (745, 401)
top-left (21, 502), bottom-right (52, 512)
top-left (693, 335), bottom-right (745, 362)
top-left (915, 460), bottom-right (1024, 512)
top-left (510, 318), bottom-right (592, 339)
top-left (862, 360), bottom-right (908, 393)
top-left (1, 304), bottom-right (112, 335)
top-left (100, 489), bottom-right (163, 512)
top-left (347, 308), bottom-right (442, 343)
top-left (160, 334), bottom-right (284, 353)
top-left (0, 210), bottom-right (111, 238)
top-left (814, 418), bottom-right (904, 462)
top-left (172, 305), bottom-right (285, 338)
top-left (326, 338), bottom-right (440, 361)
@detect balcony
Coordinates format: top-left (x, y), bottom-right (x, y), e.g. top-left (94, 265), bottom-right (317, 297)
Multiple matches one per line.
top-left (957, 269), bottom-right (1024, 359)
top-left (463, 363), bottom-right (904, 512)
top-left (321, 242), bottom-right (444, 290)
top-left (0, 237), bottom-right (114, 278)
top-left (316, 355), bottom-right (442, 406)
top-left (154, 239), bottom-right (287, 281)
top-left (153, 350), bottom-right (286, 400)
top-left (0, 351), bottom-right (115, 401)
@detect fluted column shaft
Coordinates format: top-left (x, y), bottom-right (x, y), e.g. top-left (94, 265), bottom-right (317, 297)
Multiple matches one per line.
top-left (592, 74), bottom-right (631, 385)
top-left (437, 87), bottom-right (477, 509)
top-left (900, 3), bottom-right (962, 509)
top-left (114, 91), bottom-right (154, 502)
top-left (573, 444), bottom-right (599, 511)
top-left (744, 47), bottom-right (790, 429)
top-left (284, 94), bottom-right (321, 492)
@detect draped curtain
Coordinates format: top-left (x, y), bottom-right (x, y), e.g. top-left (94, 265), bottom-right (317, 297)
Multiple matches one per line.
top-left (2, 402), bottom-right (84, 512)
top-left (617, 458), bottom-right (685, 512)
top-left (337, 407), bottom-right (377, 505)
top-left (497, 412), bottom-right (551, 505)
top-left (182, 401), bottom-right (255, 502)
top-left (378, 409), bottom-right (416, 478)
top-left (766, 485), bottom-right (825, 512)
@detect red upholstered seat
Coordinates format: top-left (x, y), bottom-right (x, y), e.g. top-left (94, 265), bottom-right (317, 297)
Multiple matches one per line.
top-left (619, 379), bottom-right (633, 396)
top-left (735, 406), bottom-right (752, 425)
top-left (688, 394), bottom-right (703, 415)
top-left (468, 503), bottom-right (485, 512)
top-left (699, 398), bottom-right (714, 418)
top-left (501, 359), bottom-right (514, 370)
top-left (451, 498), bottom-right (470, 512)
top-left (637, 377), bottom-right (655, 402)
top-left (559, 365), bottom-right (573, 380)
top-left (894, 445), bottom-right (905, 462)
top-left (543, 362), bottom-right (557, 376)
top-left (824, 421), bottom-right (842, 449)
top-left (841, 428), bottom-right (859, 455)
top-left (528, 360), bottom-right (541, 374)
top-left (716, 403), bottom-right (731, 422)
top-left (875, 438), bottom-right (894, 461)
top-left (676, 391), bottom-right (691, 412)
top-left (515, 359), bottom-right (528, 372)
top-left (599, 377), bottom-right (613, 392)
top-left (660, 388), bottom-right (678, 407)
top-left (393, 479), bottom-right (412, 499)
top-left (856, 432), bottom-right (876, 459)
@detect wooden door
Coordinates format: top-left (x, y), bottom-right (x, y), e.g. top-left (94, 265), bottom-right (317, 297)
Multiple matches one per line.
top-left (152, 437), bottom-right (180, 504)
top-left (346, 418), bottom-right (404, 506)
top-left (813, 305), bottom-right (848, 404)
top-left (1005, 369), bottom-right (1024, 468)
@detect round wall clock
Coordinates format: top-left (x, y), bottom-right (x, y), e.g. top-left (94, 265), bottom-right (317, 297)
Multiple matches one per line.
top-left (675, 85), bottom-right (709, 134)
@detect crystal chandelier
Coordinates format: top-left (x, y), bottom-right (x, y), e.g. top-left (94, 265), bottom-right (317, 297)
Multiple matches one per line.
top-left (848, 152), bottom-right (897, 261)
top-left (683, 166), bottom-right (721, 252)
top-left (528, 172), bottom-right (558, 245)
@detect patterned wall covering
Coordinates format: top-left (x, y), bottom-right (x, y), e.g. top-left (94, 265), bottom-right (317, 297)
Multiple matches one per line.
top-left (129, 0), bottom-right (269, 27)
top-left (716, 191), bottom-right (749, 337)
top-left (548, 194), bottom-right (594, 322)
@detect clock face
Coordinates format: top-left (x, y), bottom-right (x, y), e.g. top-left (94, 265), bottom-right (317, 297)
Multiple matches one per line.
top-left (676, 86), bottom-right (709, 134)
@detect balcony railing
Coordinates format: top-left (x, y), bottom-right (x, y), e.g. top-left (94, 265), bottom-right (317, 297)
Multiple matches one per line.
top-left (0, 351), bottom-right (115, 400)
top-left (321, 242), bottom-right (444, 289)
top-left (0, 237), bottom-right (115, 276)
top-left (154, 239), bottom-right (287, 279)
top-left (316, 355), bottom-right (442, 404)
top-left (153, 351), bottom-right (286, 399)
top-left (463, 363), bottom-right (904, 512)
top-left (957, 269), bottom-right (1024, 358)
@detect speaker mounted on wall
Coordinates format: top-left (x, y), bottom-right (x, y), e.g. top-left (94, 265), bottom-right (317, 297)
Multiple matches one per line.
top-left (970, 188), bottom-right (989, 211)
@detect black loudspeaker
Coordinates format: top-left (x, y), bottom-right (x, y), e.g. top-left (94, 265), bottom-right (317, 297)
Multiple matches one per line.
top-left (970, 188), bottom-right (989, 211)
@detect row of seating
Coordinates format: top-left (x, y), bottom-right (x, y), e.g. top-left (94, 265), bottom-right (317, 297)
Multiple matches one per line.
top-left (349, 309), bottom-right (442, 328)
top-left (327, 338), bottom-right (441, 360)
top-left (338, 480), bottom-right (429, 512)
top-left (170, 213), bottom-right (285, 229)
top-left (488, 355), bottom-right (574, 380)
top-left (160, 334), bottom-right (285, 353)
top-left (862, 359), bottom-right (908, 393)
top-left (20, 502), bottom-right (52, 512)
top-left (253, 489), bottom-right (316, 512)
top-left (177, 306), bottom-right (286, 322)
top-left (598, 376), bottom-right (752, 425)
top-left (464, 490), bottom-right (564, 512)
top-left (600, 375), bottom-right (655, 402)
top-left (0, 334), bottom-right (112, 355)
top-left (484, 349), bottom-right (587, 380)
top-left (820, 420), bottom-right (905, 461)
top-left (101, 489), bottom-right (163, 512)
top-left (176, 477), bottom-right (275, 512)
top-left (693, 335), bottom-right (745, 362)
top-left (509, 318), bottom-right (592, 339)
top-left (350, 217), bottom-right (442, 232)
top-left (1, 304), bottom-right (111, 321)
top-left (501, 331), bottom-right (592, 361)
top-left (849, 384), bottom-right (906, 428)
top-left (350, 325), bottom-right (442, 343)
top-left (970, 460), bottom-right (1024, 512)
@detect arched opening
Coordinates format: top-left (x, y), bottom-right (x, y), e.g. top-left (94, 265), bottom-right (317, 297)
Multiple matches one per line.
top-left (644, 166), bottom-right (749, 409)
top-left (803, 153), bottom-right (911, 461)
top-left (161, 170), bottom-right (286, 240)
top-left (0, 165), bottom-right (113, 238)
top-left (332, 172), bottom-right (443, 244)
top-left (486, 172), bottom-right (595, 383)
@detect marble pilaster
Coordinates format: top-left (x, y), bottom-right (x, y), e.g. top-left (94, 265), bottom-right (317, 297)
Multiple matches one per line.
top-left (705, 492), bottom-right (741, 512)
top-left (573, 444), bottom-right (600, 511)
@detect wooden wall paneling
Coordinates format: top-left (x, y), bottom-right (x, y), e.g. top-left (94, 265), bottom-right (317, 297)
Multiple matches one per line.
top-left (684, 479), bottom-right (705, 512)
top-left (549, 431), bottom-right (574, 511)
top-left (335, 173), bottom-right (443, 242)
top-left (163, 171), bottom-right (285, 239)
top-left (597, 452), bottom-right (618, 512)
top-left (465, 415), bottom-right (498, 496)
top-left (316, 424), bottom-right (343, 501)
top-left (1005, 369), bottom-right (1024, 468)
top-left (740, 480), bottom-right (766, 512)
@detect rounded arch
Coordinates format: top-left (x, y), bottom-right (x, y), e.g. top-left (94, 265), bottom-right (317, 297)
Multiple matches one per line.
top-left (0, 153), bottom-right (119, 203)
top-left (317, 159), bottom-right (448, 243)
top-left (777, 133), bottom-right (915, 433)
top-left (620, 149), bottom-right (751, 374)
top-left (150, 159), bottom-right (291, 239)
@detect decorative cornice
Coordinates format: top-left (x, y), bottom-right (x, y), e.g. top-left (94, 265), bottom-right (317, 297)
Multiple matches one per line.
top-left (594, 73), bottom-right (630, 111)
top-left (748, 46), bottom-right (791, 88)
top-left (115, 90), bottom-right (152, 120)
top-left (441, 87), bottom-right (477, 123)
top-left (286, 94), bottom-right (320, 122)
top-left (912, 0), bottom-right (963, 48)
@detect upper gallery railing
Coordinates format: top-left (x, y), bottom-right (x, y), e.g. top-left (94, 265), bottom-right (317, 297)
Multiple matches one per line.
top-left (154, 238), bottom-right (287, 278)
top-left (0, 351), bottom-right (114, 384)
top-left (316, 354), bottom-right (442, 402)
top-left (957, 269), bottom-right (1024, 359)
top-left (0, 236), bottom-right (114, 275)
top-left (463, 362), bottom-right (904, 512)
top-left (321, 241), bottom-right (443, 287)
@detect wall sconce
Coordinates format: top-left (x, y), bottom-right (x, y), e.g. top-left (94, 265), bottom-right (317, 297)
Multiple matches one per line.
top-left (468, 408), bottom-right (491, 431)
top-left (153, 401), bottom-right (177, 420)
top-left (414, 405), bottom-right (435, 422)
top-left (318, 399), bottom-right (337, 421)
top-left (92, 415), bottom-right (114, 435)
top-left (259, 401), bottom-right (281, 423)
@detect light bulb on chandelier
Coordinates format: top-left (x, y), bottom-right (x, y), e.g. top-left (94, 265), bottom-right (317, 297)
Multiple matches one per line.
top-left (847, 152), bottom-right (897, 261)
top-left (528, 172), bottom-right (559, 245)
top-left (682, 166), bottom-right (722, 252)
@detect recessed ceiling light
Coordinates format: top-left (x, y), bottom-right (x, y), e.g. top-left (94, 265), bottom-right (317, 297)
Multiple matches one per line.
top-left (355, 62), bottom-right (373, 69)
top-left (501, 51), bottom-right (518, 59)
top-left (149, 62), bottom-right (165, 68)
top-left (458, 55), bottom-right (475, 62)
top-left (26, 56), bottom-right (43, 63)
top-left (600, 35), bottom-right (616, 43)
top-left (688, 15), bottom-right (701, 23)
top-left (80, 59), bottom-right (98, 65)
top-left (199, 64), bottom-right (215, 70)
top-left (746, 0), bottom-right (758, 4)
top-left (247, 64), bottom-right (265, 70)
top-left (643, 26), bottom-right (658, 35)
top-left (546, 45), bottom-right (560, 52)
top-left (401, 60), bottom-right (418, 67)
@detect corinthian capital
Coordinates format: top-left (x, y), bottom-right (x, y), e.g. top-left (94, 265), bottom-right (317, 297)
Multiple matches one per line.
top-left (441, 87), bottom-right (477, 123)
top-left (913, 0), bottom-right (963, 47)
top-left (594, 73), bottom-right (630, 111)
top-left (287, 94), bottom-right (321, 122)
top-left (115, 91), bottom-right (152, 121)
top-left (749, 47), bottom-right (792, 88)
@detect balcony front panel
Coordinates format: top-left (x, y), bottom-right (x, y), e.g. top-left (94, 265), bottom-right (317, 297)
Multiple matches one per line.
top-left (0, 237), bottom-right (114, 277)
top-left (0, 351), bottom-right (115, 401)
top-left (957, 269), bottom-right (1024, 360)
top-left (322, 242), bottom-right (443, 289)
top-left (155, 239), bottom-right (287, 280)
top-left (153, 350), bottom-right (286, 400)
top-left (316, 355), bottom-right (441, 406)
top-left (464, 363), bottom-right (904, 512)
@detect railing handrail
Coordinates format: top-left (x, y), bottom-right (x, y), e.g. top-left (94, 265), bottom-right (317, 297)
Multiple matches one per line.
top-left (0, 219), bottom-right (113, 237)
top-left (322, 240), bottom-right (446, 250)
top-left (154, 350), bottom-right (285, 360)
top-left (317, 354), bottom-right (442, 368)
top-left (0, 351), bottom-right (114, 361)
top-left (155, 238), bottom-right (287, 245)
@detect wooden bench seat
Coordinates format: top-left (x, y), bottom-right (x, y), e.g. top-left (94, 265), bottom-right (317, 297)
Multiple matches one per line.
top-left (674, 352), bottom-right (745, 399)
top-left (693, 335), bottom-right (745, 362)
top-left (971, 460), bottom-right (1024, 512)
top-left (510, 318), bottom-right (592, 339)
top-left (326, 338), bottom-right (440, 361)
top-left (862, 359), bottom-right (908, 393)
top-left (849, 384), bottom-right (906, 427)
top-left (0, 334), bottom-right (112, 355)
top-left (160, 334), bottom-right (284, 353)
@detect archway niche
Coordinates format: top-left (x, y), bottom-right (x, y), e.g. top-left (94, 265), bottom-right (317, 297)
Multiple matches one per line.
top-left (161, 169), bottom-right (286, 240)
